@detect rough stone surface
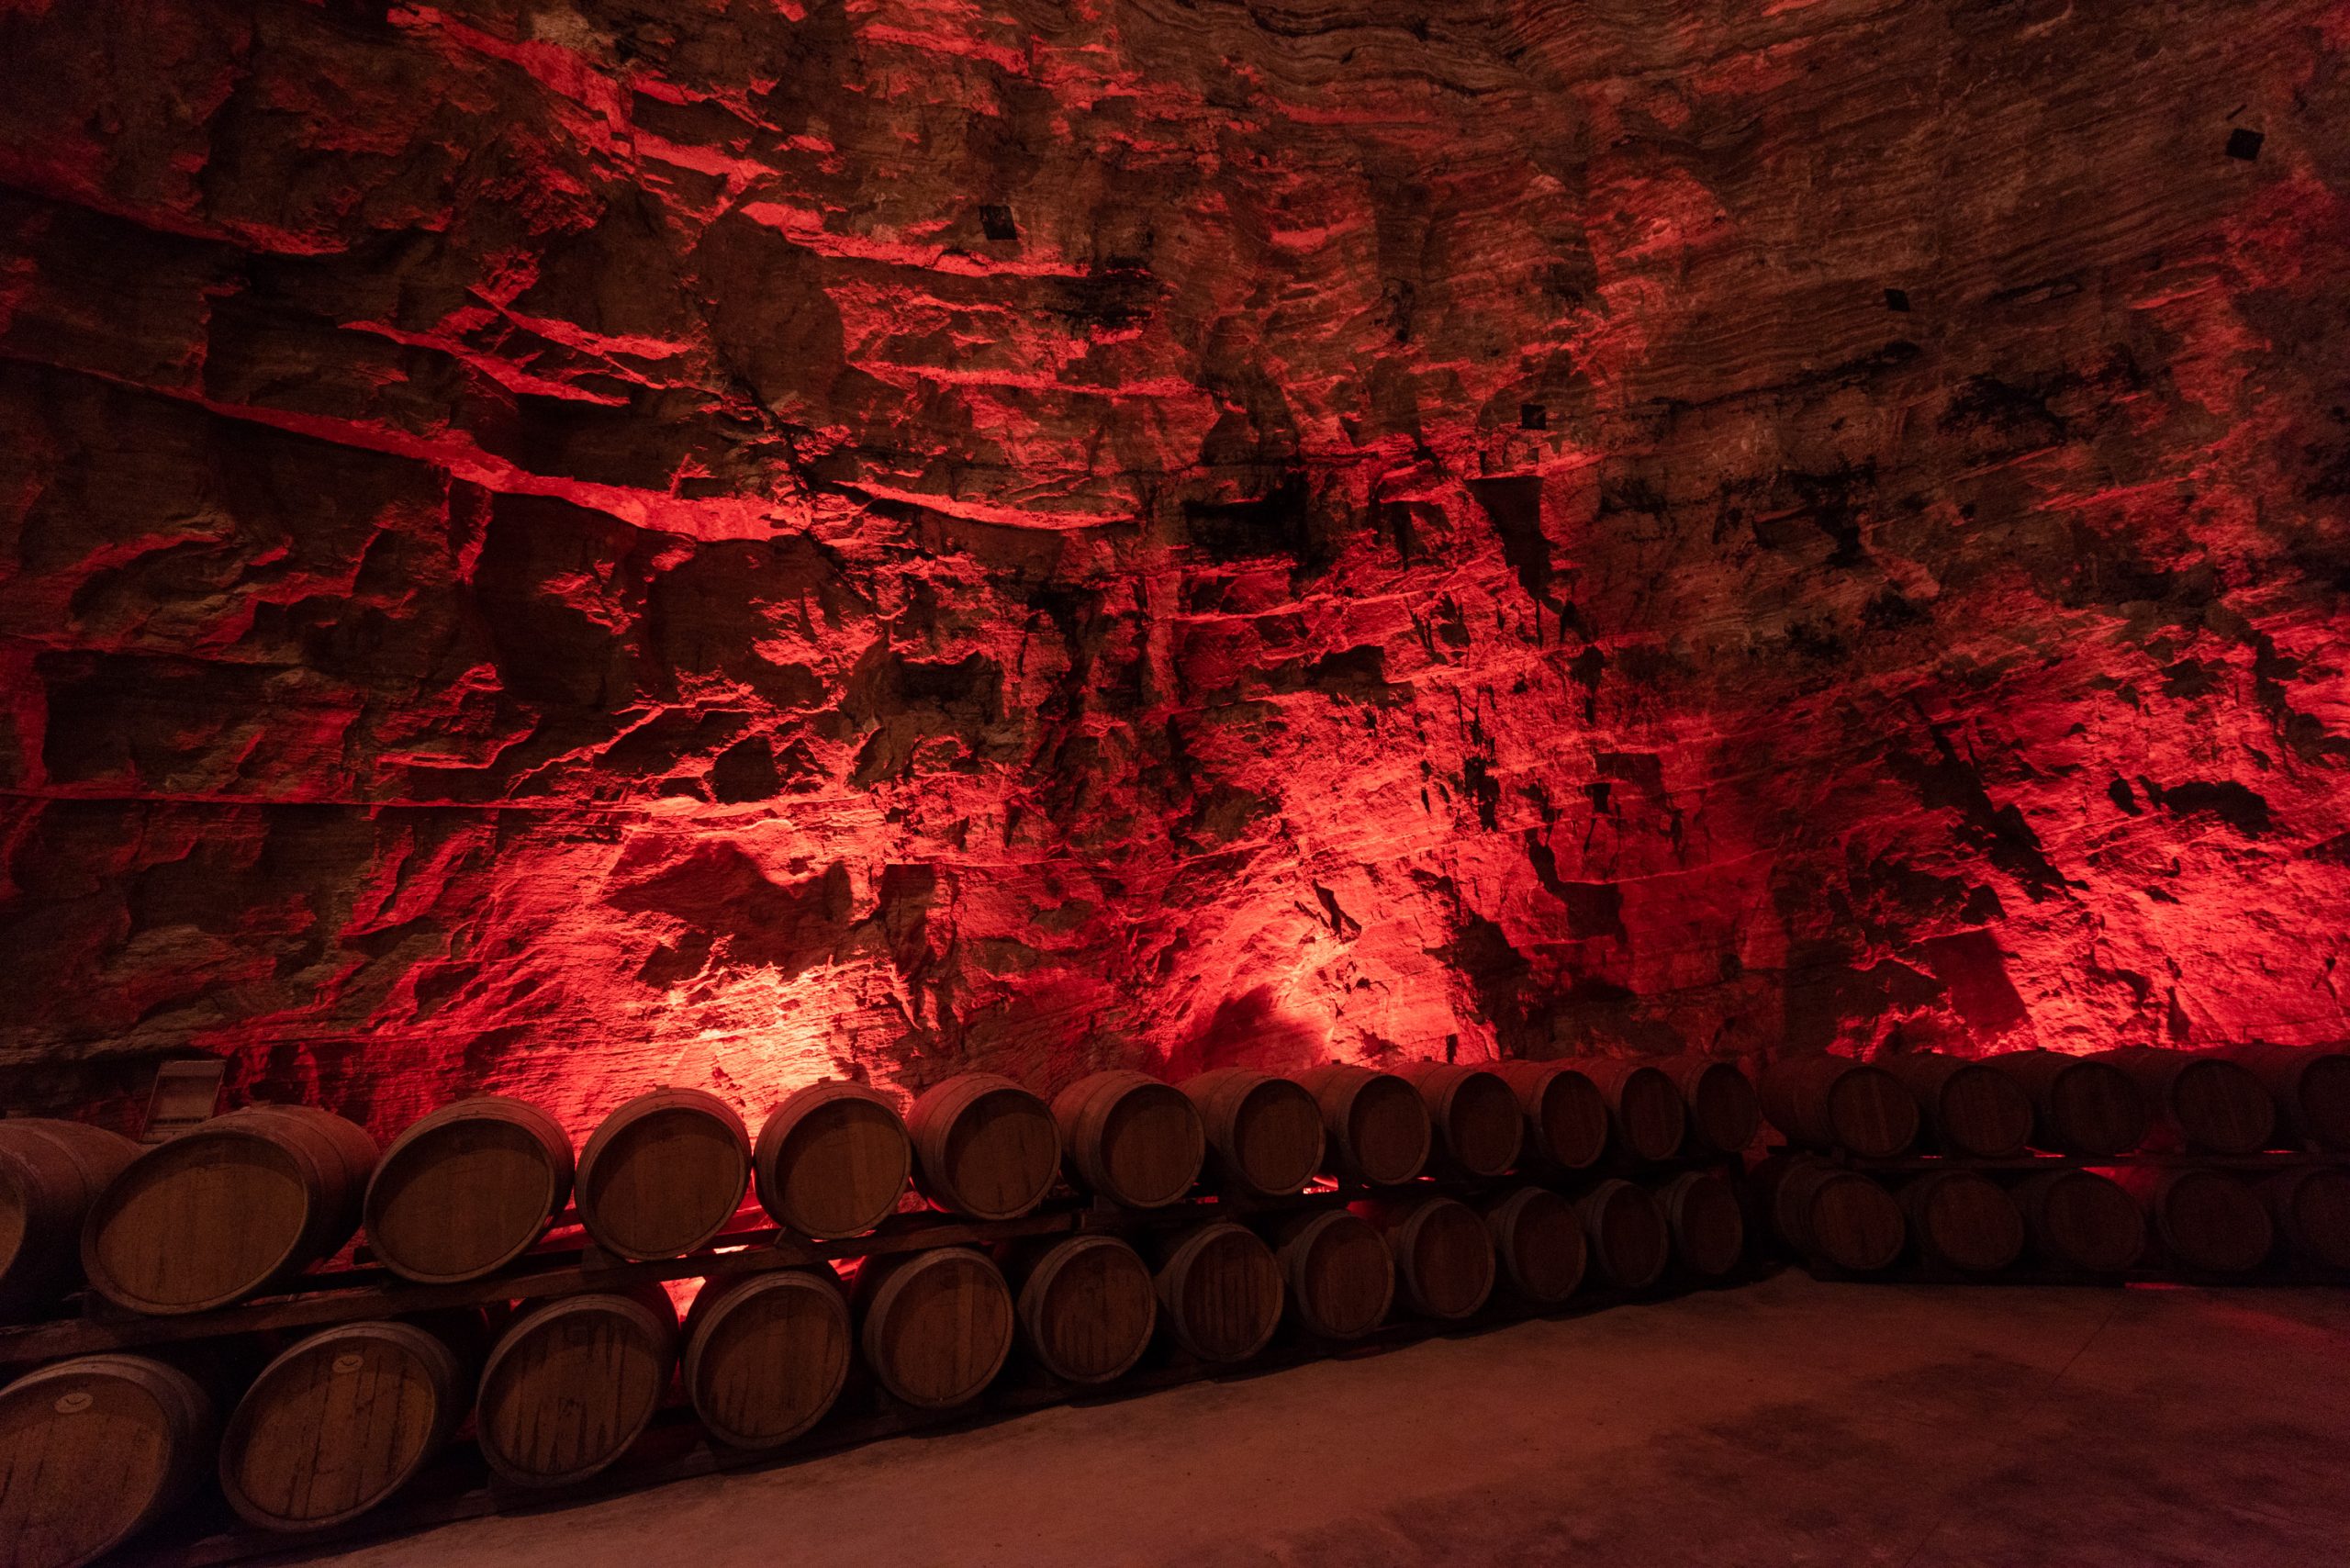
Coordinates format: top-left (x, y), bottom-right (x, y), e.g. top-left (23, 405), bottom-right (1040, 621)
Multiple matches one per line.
top-left (3, 0), bottom-right (2350, 1133)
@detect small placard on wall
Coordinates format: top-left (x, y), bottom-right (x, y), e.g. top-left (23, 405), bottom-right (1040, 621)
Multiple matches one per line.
top-left (140, 1058), bottom-right (226, 1142)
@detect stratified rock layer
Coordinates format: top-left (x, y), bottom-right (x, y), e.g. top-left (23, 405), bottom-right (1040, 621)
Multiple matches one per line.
top-left (3, 0), bottom-right (2348, 1134)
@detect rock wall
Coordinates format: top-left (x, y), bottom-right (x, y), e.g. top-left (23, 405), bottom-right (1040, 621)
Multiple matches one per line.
top-left (3, 0), bottom-right (2348, 1137)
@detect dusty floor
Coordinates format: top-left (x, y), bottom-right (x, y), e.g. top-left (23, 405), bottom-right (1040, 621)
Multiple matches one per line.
top-left (325, 1275), bottom-right (2350, 1568)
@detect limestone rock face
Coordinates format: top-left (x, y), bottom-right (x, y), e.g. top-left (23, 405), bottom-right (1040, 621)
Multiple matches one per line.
top-left (2, 0), bottom-right (2347, 1133)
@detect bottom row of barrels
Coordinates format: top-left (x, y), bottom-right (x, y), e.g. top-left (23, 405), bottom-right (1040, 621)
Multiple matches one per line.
top-left (1763, 1157), bottom-right (2350, 1277)
top-left (0, 1173), bottom-right (1746, 1568)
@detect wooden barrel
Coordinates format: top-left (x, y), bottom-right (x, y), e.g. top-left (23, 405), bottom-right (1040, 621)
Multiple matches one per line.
top-left (1759, 1056), bottom-right (1919, 1158)
top-left (1269, 1209), bottom-right (1393, 1339)
top-left (1899, 1170), bottom-right (2024, 1273)
top-left (2134, 1167), bottom-right (2273, 1275)
top-left (0, 1119), bottom-right (138, 1318)
top-left (1759, 1156), bottom-right (1906, 1272)
top-left (1662, 1059), bottom-right (1762, 1156)
top-left (2259, 1166), bottom-right (2350, 1270)
top-left (682, 1268), bottom-right (851, 1450)
top-left (1490, 1061), bottom-right (1609, 1170)
top-left (476, 1287), bottom-right (677, 1487)
top-left (1179, 1070), bottom-right (1324, 1196)
top-left (2094, 1048), bottom-right (2275, 1155)
top-left (218, 1319), bottom-right (466, 1530)
top-left (1392, 1063), bottom-right (1523, 1178)
top-left (1051, 1071), bottom-right (1204, 1209)
top-left (1153, 1222), bottom-right (1282, 1363)
top-left (1368, 1195), bottom-right (1495, 1320)
top-left (905, 1075), bottom-right (1060, 1221)
top-left (1011, 1233), bottom-right (1156, 1384)
top-left (82, 1104), bottom-right (377, 1315)
top-left (856, 1247), bottom-right (1013, 1408)
top-left (2235, 1044), bottom-right (2350, 1151)
top-left (1989, 1050), bottom-right (2147, 1156)
top-left (363, 1096), bottom-right (573, 1283)
top-left (1477, 1185), bottom-right (1586, 1305)
top-left (1657, 1170), bottom-right (1746, 1278)
top-left (1879, 1053), bottom-right (2032, 1159)
top-left (1295, 1065), bottom-right (1429, 1186)
top-left (1576, 1178), bottom-right (1671, 1289)
top-left (0, 1353), bottom-right (214, 1568)
top-left (1572, 1060), bottom-right (1687, 1164)
top-left (2011, 1168), bottom-right (2145, 1273)
top-left (575, 1089), bottom-right (749, 1261)
top-left (753, 1082), bottom-right (910, 1240)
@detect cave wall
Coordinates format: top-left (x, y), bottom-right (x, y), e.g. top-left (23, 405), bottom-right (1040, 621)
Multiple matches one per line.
top-left (4, 0), bottom-right (2349, 1138)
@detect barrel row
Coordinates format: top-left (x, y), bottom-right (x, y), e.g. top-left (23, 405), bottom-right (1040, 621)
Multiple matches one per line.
top-left (1760, 1044), bottom-right (2350, 1162)
top-left (0, 1168), bottom-right (1749, 1567)
top-left (5, 1056), bottom-right (1763, 1323)
top-left (1760, 1153), bottom-right (2350, 1278)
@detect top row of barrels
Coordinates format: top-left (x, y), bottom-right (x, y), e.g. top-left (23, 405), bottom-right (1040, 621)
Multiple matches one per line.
top-left (0, 1057), bottom-right (1760, 1321)
top-left (1762, 1045), bottom-right (2350, 1161)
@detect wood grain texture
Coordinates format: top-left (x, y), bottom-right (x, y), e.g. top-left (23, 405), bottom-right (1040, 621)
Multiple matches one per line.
top-left (0, 1121), bottom-right (137, 1320)
top-left (364, 1098), bottom-right (573, 1284)
top-left (1051, 1072), bottom-right (1204, 1210)
top-left (1761, 1057), bottom-right (1918, 1159)
top-left (2097, 1048), bottom-right (2276, 1155)
top-left (1572, 1061), bottom-right (1688, 1165)
top-left (1477, 1185), bottom-right (1585, 1305)
top-left (2260, 1165), bottom-right (2350, 1271)
top-left (1180, 1070), bottom-right (1324, 1197)
top-left (0, 1353), bottom-right (212, 1568)
top-left (1898, 1170), bottom-right (2024, 1273)
top-left (1881, 1054), bottom-right (2035, 1159)
top-left (1373, 1196), bottom-right (1496, 1321)
top-left (2012, 1168), bottom-right (2146, 1274)
top-left (1297, 1066), bottom-right (1429, 1186)
top-left (575, 1090), bottom-right (750, 1262)
top-left (1992, 1052), bottom-right (2149, 1157)
top-left (218, 1320), bottom-right (464, 1530)
top-left (1575, 1179), bottom-right (1671, 1290)
top-left (1270, 1209), bottom-right (1393, 1340)
top-left (754, 1083), bottom-right (911, 1240)
top-left (682, 1269), bottom-right (851, 1450)
top-left (2142, 1168), bottom-right (2273, 1275)
top-left (1656, 1170), bottom-right (1746, 1280)
top-left (2237, 1047), bottom-right (2350, 1153)
top-left (1491, 1062), bottom-right (1610, 1171)
top-left (1153, 1223), bottom-right (1281, 1364)
top-left (1012, 1234), bottom-right (1155, 1385)
top-left (82, 1106), bottom-right (376, 1316)
top-left (1760, 1156), bottom-right (1906, 1273)
top-left (1662, 1060), bottom-right (1762, 1158)
top-left (1393, 1063), bottom-right (1523, 1179)
top-left (907, 1076), bottom-right (1060, 1222)
top-left (856, 1247), bottom-right (1013, 1409)
top-left (475, 1290), bottom-right (677, 1488)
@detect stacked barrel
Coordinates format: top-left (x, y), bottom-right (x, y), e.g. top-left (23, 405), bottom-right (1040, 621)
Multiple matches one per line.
top-left (1752, 1045), bottom-right (2350, 1282)
top-left (0, 1051), bottom-right (1764, 1566)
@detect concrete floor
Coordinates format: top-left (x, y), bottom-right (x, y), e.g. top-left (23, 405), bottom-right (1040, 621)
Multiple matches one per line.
top-left (327, 1275), bottom-right (2350, 1568)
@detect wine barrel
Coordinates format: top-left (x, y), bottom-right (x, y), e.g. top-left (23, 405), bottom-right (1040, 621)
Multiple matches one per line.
top-left (683, 1268), bottom-right (851, 1450)
top-left (1759, 1156), bottom-right (1905, 1272)
top-left (1899, 1170), bottom-right (2024, 1273)
top-left (2094, 1048), bottom-right (2275, 1155)
top-left (753, 1082), bottom-right (910, 1240)
top-left (1154, 1222), bottom-right (1282, 1363)
top-left (82, 1104), bottom-right (377, 1315)
top-left (1989, 1050), bottom-right (2147, 1156)
top-left (476, 1288), bottom-right (677, 1487)
top-left (1295, 1065), bottom-right (1430, 1186)
top-left (1879, 1053), bottom-right (2032, 1159)
top-left (2259, 1166), bottom-right (2350, 1270)
top-left (1657, 1170), bottom-right (1746, 1278)
top-left (0, 1119), bottom-right (138, 1318)
top-left (2012, 1168), bottom-right (2145, 1273)
top-left (1269, 1209), bottom-right (1393, 1339)
top-left (1179, 1070), bottom-right (1324, 1196)
top-left (575, 1089), bottom-right (750, 1261)
top-left (1011, 1233), bottom-right (1156, 1384)
top-left (856, 1247), bottom-right (1013, 1408)
top-left (2133, 1167), bottom-right (2273, 1275)
top-left (1576, 1178), bottom-right (1672, 1289)
top-left (2235, 1044), bottom-right (2350, 1151)
top-left (1368, 1195), bottom-right (1495, 1321)
top-left (1759, 1056), bottom-right (1918, 1159)
top-left (1572, 1060), bottom-right (1688, 1164)
top-left (1392, 1063), bottom-right (1523, 1178)
top-left (906, 1075), bottom-right (1059, 1221)
top-left (364, 1096), bottom-right (573, 1284)
top-left (1490, 1060), bottom-right (1609, 1170)
top-left (1477, 1185), bottom-right (1586, 1305)
top-left (218, 1319), bottom-right (466, 1530)
top-left (1051, 1071), bottom-right (1204, 1209)
top-left (1662, 1059), bottom-right (1762, 1157)
top-left (0, 1354), bottom-right (213, 1568)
